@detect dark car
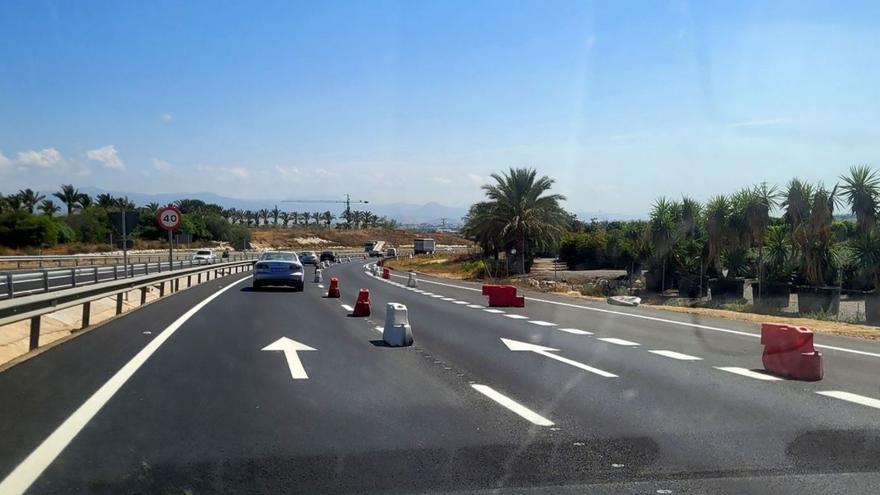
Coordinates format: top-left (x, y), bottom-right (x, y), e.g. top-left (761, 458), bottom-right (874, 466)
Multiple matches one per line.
top-left (320, 250), bottom-right (336, 262)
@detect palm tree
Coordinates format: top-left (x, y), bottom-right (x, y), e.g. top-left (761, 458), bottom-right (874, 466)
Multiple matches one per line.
top-left (18, 189), bottom-right (45, 213)
top-left (96, 193), bottom-right (116, 208)
top-left (746, 183), bottom-right (779, 296)
top-left (53, 184), bottom-right (80, 215)
top-left (271, 205), bottom-right (280, 225)
top-left (279, 211), bottom-right (290, 227)
top-left (115, 196), bottom-right (136, 210)
top-left (146, 202), bottom-right (160, 212)
top-left (258, 208), bottom-right (270, 226)
top-left (299, 212), bottom-right (310, 225)
top-left (679, 196), bottom-right (701, 239)
top-left (782, 178), bottom-right (813, 233)
top-left (704, 195), bottom-right (729, 276)
top-left (39, 199), bottom-right (61, 217)
top-left (322, 210), bottom-right (334, 226)
top-left (311, 211), bottom-right (322, 225)
top-left (839, 165), bottom-right (879, 234)
top-left (351, 210), bottom-right (364, 228)
top-left (476, 167), bottom-right (568, 273)
top-left (77, 193), bottom-right (93, 209)
top-left (649, 197), bottom-right (681, 291)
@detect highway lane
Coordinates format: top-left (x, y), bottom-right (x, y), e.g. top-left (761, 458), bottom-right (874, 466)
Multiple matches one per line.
top-left (0, 258), bottom-right (878, 493)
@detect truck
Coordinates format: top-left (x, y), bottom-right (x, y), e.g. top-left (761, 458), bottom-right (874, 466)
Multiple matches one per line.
top-left (368, 240), bottom-right (386, 257)
top-left (413, 238), bottom-right (435, 255)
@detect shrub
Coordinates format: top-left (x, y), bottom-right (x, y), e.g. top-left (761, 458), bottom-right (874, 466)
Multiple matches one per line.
top-left (0, 211), bottom-right (59, 247)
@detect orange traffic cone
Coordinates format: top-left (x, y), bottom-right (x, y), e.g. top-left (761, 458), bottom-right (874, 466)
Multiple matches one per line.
top-left (352, 288), bottom-right (371, 316)
top-left (327, 277), bottom-right (341, 298)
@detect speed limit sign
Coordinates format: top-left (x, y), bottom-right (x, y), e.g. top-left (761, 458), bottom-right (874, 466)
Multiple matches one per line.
top-left (156, 205), bottom-right (182, 231)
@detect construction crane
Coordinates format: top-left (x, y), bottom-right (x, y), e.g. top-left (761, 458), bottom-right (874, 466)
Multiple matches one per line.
top-left (281, 194), bottom-right (369, 223)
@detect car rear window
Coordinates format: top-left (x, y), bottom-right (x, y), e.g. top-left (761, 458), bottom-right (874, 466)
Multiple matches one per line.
top-left (261, 252), bottom-right (297, 261)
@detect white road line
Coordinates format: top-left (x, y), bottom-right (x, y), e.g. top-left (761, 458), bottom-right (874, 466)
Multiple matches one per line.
top-left (528, 320), bottom-right (556, 327)
top-left (0, 276), bottom-right (252, 495)
top-left (558, 328), bottom-right (592, 335)
top-left (470, 384), bottom-right (554, 426)
top-left (388, 274), bottom-right (880, 359)
top-left (483, 309), bottom-right (505, 314)
top-left (431, 295), bottom-right (444, 298)
top-left (467, 304), bottom-right (484, 309)
top-left (317, 284), bottom-right (324, 288)
top-left (374, 325), bottom-right (384, 333)
top-left (648, 350), bottom-right (702, 361)
top-left (714, 366), bottom-right (782, 381)
top-left (452, 300), bottom-right (469, 305)
top-left (441, 297), bottom-right (455, 301)
top-left (503, 314), bottom-right (529, 320)
top-left (598, 337), bottom-right (640, 346)
top-left (816, 391), bottom-right (880, 409)
top-left (341, 304), bottom-right (354, 311)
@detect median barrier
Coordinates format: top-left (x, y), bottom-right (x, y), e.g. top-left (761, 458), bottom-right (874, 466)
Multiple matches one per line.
top-left (383, 302), bottom-right (413, 346)
top-left (353, 289), bottom-right (371, 316)
top-left (482, 284), bottom-right (525, 307)
top-left (761, 323), bottom-right (823, 381)
top-left (407, 272), bottom-right (418, 288)
top-left (382, 267), bottom-right (390, 279)
top-left (327, 277), bottom-right (341, 298)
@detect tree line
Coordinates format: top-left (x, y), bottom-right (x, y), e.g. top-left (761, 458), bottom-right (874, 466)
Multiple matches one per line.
top-left (0, 185), bottom-right (394, 250)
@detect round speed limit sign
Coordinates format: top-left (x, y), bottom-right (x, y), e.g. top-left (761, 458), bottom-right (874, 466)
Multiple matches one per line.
top-left (156, 205), bottom-right (182, 231)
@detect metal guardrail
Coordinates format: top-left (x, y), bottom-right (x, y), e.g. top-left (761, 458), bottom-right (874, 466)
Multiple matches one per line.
top-left (0, 252), bottom-right (226, 270)
top-left (0, 259), bottom-right (257, 354)
top-left (1, 254), bottom-right (257, 300)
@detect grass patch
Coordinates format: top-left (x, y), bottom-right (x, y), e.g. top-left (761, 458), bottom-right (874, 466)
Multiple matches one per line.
top-left (386, 254), bottom-right (485, 279)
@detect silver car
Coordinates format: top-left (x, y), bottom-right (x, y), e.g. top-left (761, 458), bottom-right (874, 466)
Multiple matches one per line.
top-left (299, 251), bottom-right (318, 265)
top-left (253, 251), bottom-right (304, 291)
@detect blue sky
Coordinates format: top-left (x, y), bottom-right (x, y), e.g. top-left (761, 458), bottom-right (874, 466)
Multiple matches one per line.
top-left (1, 0), bottom-right (879, 215)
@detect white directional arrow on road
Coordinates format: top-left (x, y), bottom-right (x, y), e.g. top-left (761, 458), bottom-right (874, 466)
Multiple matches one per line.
top-left (262, 337), bottom-right (317, 380)
top-left (500, 338), bottom-right (618, 378)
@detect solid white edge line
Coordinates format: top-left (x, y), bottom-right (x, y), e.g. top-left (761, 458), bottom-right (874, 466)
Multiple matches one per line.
top-left (341, 304), bottom-right (354, 311)
top-left (648, 350), bottom-right (703, 361)
top-left (597, 337), bottom-right (640, 346)
top-left (816, 390), bottom-right (880, 409)
top-left (386, 273), bottom-right (880, 359)
top-left (0, 275), bottom-right (252, 495)
top-left (470, 384), bottom-right (554, 426)
top-left (713, 366), bottom-right (782, 381)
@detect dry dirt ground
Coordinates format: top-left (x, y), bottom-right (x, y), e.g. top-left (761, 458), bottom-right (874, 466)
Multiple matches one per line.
top-left (250, 227), bottom-right (471, 250)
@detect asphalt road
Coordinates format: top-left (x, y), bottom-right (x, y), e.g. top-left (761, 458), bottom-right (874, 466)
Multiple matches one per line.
top-left (1, 259), bottom-right (879, 494)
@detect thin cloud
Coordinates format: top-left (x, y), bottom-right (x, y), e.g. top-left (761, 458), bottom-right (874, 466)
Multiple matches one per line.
top-left (431, 176), bottom-right (453, 184)
top-left (726, 118), bottom-right (793, 129)
top-left (16, 148), bottom-right (62, 167)
top-left (86, 145), bottom-right (125, 169)
top-left (466, 173), bottom-right (486, 186)
top-left (160, 113), bottom-right (173, 123)
top-left (0, 151), bottom-right (10, 168)
top-left (152, 158), bottom-right (173, 171)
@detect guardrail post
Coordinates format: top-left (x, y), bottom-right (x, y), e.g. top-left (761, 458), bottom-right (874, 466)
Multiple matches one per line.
top-left (197, 272), bottom-right (202, 283)
top-left (187, 275), bottom-right (192, 287)
top-left (42, 270), bottom-right (49, 292)
top-left (75, 258), bottom-right (79, 267)
top-left (29, 316), bottom-right (41, 350)
top-left (81, 301), bottom-right (91, 329)
top-left (116, 293), bottom-right (123, 315)
top-left (130, 264), bottom-right (135, 278)
top-left (93, 266), bottom-right (99, 284)
top-left (174, 278), bottom-right (179, 292)
top-left (5, 273), bottom-right (12, 299)
top-left (159, 283), bottom-right (165, 297)
top-left (70, 268), bottom-right (77, 288)
top-left (113, 265), bottom-right (118, 280)
top-left (157, 260), bottom-right (161, 273)
top-left (140, 287), bottom-right (147, 305)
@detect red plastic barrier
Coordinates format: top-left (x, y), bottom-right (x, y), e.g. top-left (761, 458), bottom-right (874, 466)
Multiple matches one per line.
top-left (382, 267), bottom-right (390, 279)
top-left (760, 323), bottom-right (823, 381)
top-left (327, 277), bottom-right (341, 298)
top-left (481, 284), bottom-right (525, 307)
top-left (352, 288), bottom-right (371, 316)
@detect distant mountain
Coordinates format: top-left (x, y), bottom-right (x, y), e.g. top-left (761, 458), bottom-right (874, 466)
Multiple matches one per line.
top-left (75, 187), bottom-right (468, 225)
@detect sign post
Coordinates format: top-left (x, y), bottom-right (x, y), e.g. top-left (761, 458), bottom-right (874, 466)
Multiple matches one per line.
top-left (156, 205), bottom-right (183, 271)
top-left (108, 211), bottom-right (140, 278)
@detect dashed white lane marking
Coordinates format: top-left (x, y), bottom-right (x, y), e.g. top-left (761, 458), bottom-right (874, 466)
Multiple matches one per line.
top-left (558, 328), bottom-right (592, 335)
top-left (483, 309), bottom-right (505, 314)
top-left (453, 301), bottom-right (469, 305)
top-left (0, 276), bottom-right (252, 495)
top-left (598, 337), bottom-right (640, 346)
top-left (373, 326), bottom-right (384, 333)
top-left (816, 391), bottom-right (880, 409)
top-left (470, 384), bottom-right (554, 426)
top-left (714, 366), bottom-right (782, 381)
top-left (317, 284), bottom-right (324, 288)
top-left (341, 304), bottom-right (354, 312)
top-left (503, 314), bottom-right (529, 320)
top-left (467, 304), bottom-right (484, 308)
top-left (431, 295), bottom-right (444, 298)
top-left (648, 350), bottom-right (702, 361)
top-left (441, 297), bottom-right (455, 301)
top-left (528, 320), bottom-right (556, 327)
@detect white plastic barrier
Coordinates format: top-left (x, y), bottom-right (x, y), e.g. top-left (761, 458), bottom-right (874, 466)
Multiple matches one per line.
top-left (383, 302), bottom-right (413, 346)
top-left (407, 272), bottom-right (418, 288)
top-left (314, 268), bottom-right (322, 283)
